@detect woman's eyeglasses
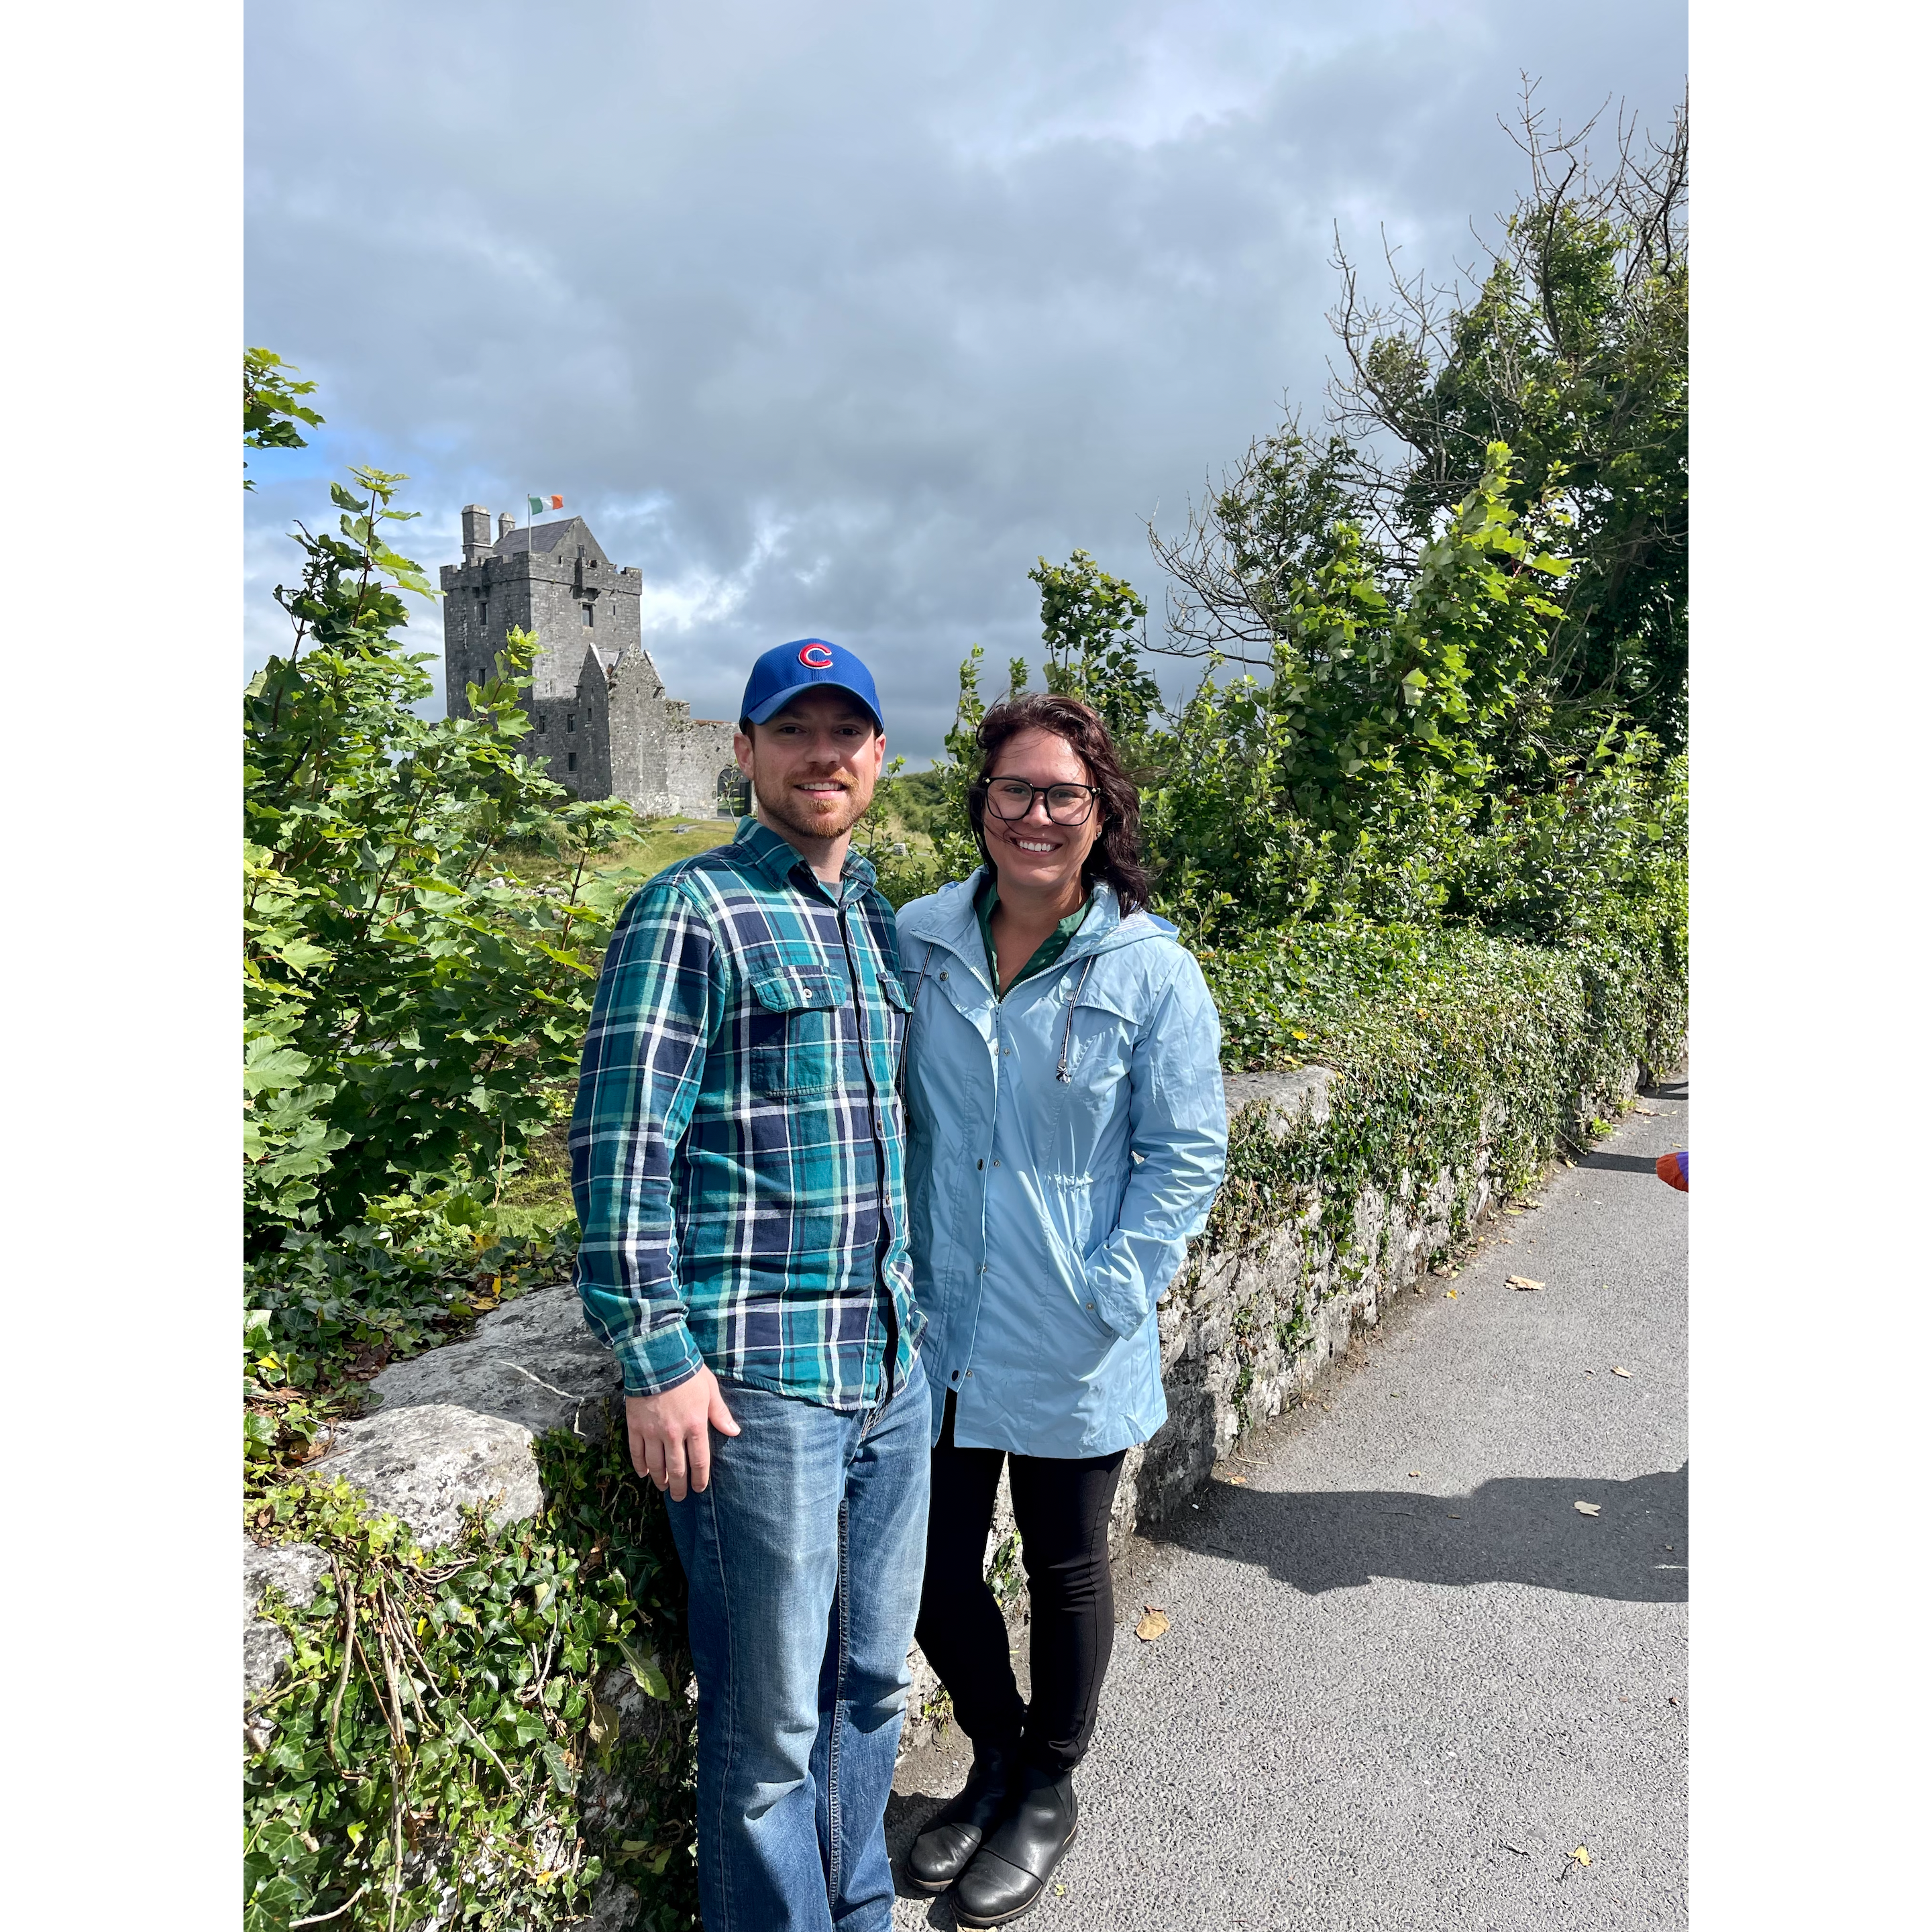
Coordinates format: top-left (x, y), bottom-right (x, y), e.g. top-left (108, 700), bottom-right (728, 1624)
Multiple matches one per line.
top-left (983, 778), bottom-right (1099, 826)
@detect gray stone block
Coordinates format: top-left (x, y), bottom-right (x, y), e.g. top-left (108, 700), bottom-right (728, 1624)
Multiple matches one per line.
top-left (309, 1403), bottom-right (545, 1550)
top-left (1223, 1065), bottom-right (1336, 1134)
top-left (366, 1285), bottom-right (621, 1443)
top-left (244, 1536), bottom-right (330, 1704)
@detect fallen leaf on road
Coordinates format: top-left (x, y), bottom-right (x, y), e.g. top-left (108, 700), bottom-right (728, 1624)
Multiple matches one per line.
top-left (1227, 1474), bottom-right (1247, 1485)
top-left (1445, 1289), bottom-right (1458, 1299)
top-left (1505, 1275), bottom-right (1545, 1291)
top-left (1408, 1470), bottom-right (1423, 1479)
top-left (1611, 1366), bottom-right (1632, 1378)
top-left (1572, 1847), bottom-right (1591, 1867)
top-left (1136, 1607), bottom-right (1171, 1642)
top-left (1574, 1501), bottom-right (1601, 1517)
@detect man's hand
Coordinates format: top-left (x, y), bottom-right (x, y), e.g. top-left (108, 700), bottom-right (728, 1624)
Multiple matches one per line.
top-left (625, 1368), bottom-right (740, 1500)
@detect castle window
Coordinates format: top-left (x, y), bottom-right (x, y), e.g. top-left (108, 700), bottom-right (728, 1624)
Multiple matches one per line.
top-left (581, 602), bottom-right (594, 627)
top-left (568, 752), bottom-right (578, 772)
top-left (567, 714), bottom-right (576, 733)
top-left (537, 714), bottom-right (547, 733)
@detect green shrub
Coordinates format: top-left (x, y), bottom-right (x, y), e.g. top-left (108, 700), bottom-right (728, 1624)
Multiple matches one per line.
top-left (244, 465), bottom-right (647, 1252)
top-left (1199, 916), bottom-right (1683, 1267)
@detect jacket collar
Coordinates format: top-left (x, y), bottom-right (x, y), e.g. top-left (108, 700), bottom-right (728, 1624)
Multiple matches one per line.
top-left (900, 867), bottom-right (1166, 993)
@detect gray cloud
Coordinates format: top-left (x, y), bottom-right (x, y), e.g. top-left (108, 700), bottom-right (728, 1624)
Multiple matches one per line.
top-left (245, 0), bottom-right (1684, 759)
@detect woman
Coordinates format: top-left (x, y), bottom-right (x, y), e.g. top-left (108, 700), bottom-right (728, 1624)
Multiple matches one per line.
top-left (895, 692), bottom-right (1228, 1926)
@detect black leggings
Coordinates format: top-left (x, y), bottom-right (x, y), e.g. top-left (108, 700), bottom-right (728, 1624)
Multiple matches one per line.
top-left (914, 1391), bottom-right (1127, 1775)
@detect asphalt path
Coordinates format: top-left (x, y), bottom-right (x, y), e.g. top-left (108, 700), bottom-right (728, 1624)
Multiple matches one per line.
top-left (890, 1076), bottom-right (1689, 1930)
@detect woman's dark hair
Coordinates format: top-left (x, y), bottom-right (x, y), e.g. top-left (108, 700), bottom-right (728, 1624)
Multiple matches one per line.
top-left (967, 692), bottom-right (1152, 915)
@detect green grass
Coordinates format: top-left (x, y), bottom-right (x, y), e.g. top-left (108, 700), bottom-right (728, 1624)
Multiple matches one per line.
top-left (583, 814), bottom-right (738, 882)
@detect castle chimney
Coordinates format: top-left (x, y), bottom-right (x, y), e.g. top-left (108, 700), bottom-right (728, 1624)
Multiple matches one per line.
top-left (460, 504), bottom-right (492, 564)
top-left (498, 510), bottom-right (517, 543)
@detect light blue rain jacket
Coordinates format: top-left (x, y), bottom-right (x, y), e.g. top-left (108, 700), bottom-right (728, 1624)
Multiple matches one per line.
top-left (896, 871), bottom-right (1228, 1458)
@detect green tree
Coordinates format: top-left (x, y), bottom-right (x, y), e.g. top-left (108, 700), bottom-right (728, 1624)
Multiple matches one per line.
top-left (1147, 423), bottom-right (1369, 669)
top-left (1144, 445), bottom-right (1573, 931)
top-left (1329, 91), bottom-right (1688, 745)
top-left (1028, 549), bottom-right (1163, 745)
top-left (244, 347), bottom-right (325, 488)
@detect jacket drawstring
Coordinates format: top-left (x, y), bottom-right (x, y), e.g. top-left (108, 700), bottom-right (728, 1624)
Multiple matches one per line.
top-left (896, 943), bottom-right (936, 1095)
top-left (1057, 955), bottom-right (1095, 1083)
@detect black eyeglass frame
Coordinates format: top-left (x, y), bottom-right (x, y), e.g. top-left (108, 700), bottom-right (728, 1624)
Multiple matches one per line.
top-left (979, 777), bottom-right (1102, 826)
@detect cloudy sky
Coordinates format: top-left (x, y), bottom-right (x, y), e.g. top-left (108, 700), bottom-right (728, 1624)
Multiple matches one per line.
top-left (244, 0), bottom-right (1685, 763)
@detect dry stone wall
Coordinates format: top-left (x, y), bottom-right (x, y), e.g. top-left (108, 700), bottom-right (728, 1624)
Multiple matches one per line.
top-left (244, 1059), bottom-right (1636, 1762)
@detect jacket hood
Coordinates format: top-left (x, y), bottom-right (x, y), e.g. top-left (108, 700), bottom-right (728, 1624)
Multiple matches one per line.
top-left (897, 869), bottom-right (1177, 983)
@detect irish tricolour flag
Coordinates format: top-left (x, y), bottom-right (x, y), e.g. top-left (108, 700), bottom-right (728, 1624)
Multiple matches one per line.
top-left (527, 493), bottom-right (563, 516)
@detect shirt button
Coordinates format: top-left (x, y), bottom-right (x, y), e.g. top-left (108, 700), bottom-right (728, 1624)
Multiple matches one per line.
top-left (1087, 1301), bottom-right (1096, 1311)
top-left (965, 1368), bottom-right (973, 1377)
top-left (991, 1159), bottom-right (1001, 1167)
top-left (939, 970), bottom-right (949, 981)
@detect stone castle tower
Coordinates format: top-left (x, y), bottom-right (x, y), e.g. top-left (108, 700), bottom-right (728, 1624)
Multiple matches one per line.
top-left (439, 505), bottom-right (744, 818)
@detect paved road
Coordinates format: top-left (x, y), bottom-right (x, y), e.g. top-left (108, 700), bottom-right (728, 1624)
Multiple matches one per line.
top-left (891, 1077), bottom-right (1689, 1930)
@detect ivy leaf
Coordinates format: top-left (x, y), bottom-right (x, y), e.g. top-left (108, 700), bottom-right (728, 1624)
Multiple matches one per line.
top-left (617, 1635), bottom-right (672, 1699)
top-left (541, 1743), bottom-right (578, 1796)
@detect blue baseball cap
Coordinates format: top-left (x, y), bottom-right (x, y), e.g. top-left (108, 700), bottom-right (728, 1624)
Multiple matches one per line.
top-left (741, 639), bottom-right (885, 734)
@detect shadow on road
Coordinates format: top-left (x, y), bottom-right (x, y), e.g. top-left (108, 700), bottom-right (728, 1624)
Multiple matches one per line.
top-left (883, 1791), bottom-right (961, 1921)
top-left (1137, 1464), bottom-right (1688, 1602)
top-left (1578, 1150), bottom-right (1674, 1173)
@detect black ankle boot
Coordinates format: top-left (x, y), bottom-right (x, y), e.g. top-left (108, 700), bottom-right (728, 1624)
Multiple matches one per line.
top-left (906, 1739), bottom-right (1022, 1894)
top-left (951, 1762), bottom-right (1078, 1927)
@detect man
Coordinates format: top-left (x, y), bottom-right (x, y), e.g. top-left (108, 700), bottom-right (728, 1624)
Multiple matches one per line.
top-left (571, 639), bottom-right (927, 1932)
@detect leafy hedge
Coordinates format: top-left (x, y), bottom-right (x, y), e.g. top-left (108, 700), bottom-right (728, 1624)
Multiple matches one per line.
top-left (1199, 918), bottom-right (1683, 1269)
top-left (245, 1434), bottom-right (698, 1932)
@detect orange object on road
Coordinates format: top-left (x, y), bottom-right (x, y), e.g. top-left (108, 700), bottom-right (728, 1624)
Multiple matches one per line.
top-left (1655, 1150), bottom-right (1688, 1192)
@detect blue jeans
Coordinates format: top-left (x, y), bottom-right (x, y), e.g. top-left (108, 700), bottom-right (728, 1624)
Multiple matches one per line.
top-left (664, 1353), bottom-right (930, 1931)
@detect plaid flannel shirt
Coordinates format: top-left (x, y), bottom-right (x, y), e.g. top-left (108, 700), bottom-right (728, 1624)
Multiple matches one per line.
top-left (570, 817), bottom-right (923, 1407)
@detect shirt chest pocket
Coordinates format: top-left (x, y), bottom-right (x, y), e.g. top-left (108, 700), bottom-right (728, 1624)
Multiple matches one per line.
top-left (747, 969), bottom-right (853, 1096)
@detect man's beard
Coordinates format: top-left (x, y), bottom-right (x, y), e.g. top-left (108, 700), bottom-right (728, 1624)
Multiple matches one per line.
top-left (751, 769), bottom-right (871, 844)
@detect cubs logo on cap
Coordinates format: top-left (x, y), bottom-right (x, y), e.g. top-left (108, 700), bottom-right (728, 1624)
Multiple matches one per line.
top-left (741, 638), bottom-right (885, 733)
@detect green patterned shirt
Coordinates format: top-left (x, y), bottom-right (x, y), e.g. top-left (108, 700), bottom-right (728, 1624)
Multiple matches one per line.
top-left (571, 818), bottom-right (922, 1405)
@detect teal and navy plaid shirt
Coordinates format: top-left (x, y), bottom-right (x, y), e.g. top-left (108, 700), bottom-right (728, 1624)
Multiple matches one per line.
top-left (570, 817), bottom-right (923, 1407)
